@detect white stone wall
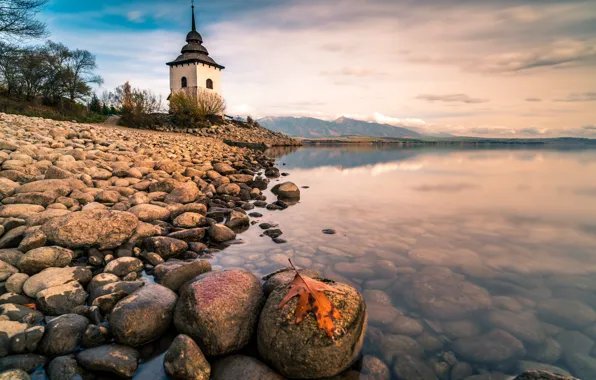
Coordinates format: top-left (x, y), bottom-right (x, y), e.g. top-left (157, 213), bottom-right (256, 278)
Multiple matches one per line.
top-left (170, 62), bottom-right (222, 96)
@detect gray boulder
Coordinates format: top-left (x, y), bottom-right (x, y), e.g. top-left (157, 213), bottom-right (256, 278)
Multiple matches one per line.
top-left (257, 280), bottom-right (366, 378)
top-left (154, 260), bottom-right (211, 292)
top-left (38, 314), bottom-right (89, 357)
top-left (174, 270), bottom-right (264, 356)
top-left (17, 247), bottom-right (73, 275)
top-left (76, 344), bottom-right (139, 378)
top-left (23, 267), bottom-right (92, 298)
top-left (164, 334), bottom-right (210, 380)
top-left (109, 284), bottom-right (177, 346)
top-left (41, 210), bottom-right (138, 250)
top-left (36, 281), bottom-right (88, 315)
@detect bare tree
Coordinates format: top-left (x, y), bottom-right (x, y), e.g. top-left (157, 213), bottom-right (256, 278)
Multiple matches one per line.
top-left (0, 41), bottom-right (21, 96)
top-left (62, 49), bottom-right (103, 101)
top-left (0, 0), bottom-right (49, 40)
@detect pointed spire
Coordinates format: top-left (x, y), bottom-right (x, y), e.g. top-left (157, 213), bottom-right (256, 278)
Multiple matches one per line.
top-left (191, 0), bottom-right (196, 32)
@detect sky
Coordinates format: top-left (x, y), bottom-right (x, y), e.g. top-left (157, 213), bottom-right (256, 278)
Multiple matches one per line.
top-left (39, 0), bottom-right (596, 137)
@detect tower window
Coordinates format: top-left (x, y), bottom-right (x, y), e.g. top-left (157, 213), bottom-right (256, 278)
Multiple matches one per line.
top-left (206, 79), bottom-right (213, 89)
top-left (181, 77), bottom-right (188, 88)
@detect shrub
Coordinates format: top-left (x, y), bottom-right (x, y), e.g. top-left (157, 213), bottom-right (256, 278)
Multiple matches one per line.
top-left (114, 81), bottom-right (162, 128)
top-left (169, 88), bottom-right (226, 127)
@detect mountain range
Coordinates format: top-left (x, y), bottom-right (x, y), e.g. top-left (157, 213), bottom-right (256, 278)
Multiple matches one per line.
top-left (258, 116), bottom-right (436, 138)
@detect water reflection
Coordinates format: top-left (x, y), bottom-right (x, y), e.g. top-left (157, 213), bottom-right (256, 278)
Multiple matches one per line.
top-left (221, 146), bottom-right (596, 379)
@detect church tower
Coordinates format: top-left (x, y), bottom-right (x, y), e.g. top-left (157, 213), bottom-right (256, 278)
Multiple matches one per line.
top-left (167, 2), bottom-right (224, 97)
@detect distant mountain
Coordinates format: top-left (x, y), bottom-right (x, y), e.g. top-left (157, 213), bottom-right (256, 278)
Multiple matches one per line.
top-left (258, 116), bottom-right (424, 138)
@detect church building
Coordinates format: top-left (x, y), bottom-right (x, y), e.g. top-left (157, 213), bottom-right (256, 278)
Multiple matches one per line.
top-left (167, 3), bottom-right (224, 97)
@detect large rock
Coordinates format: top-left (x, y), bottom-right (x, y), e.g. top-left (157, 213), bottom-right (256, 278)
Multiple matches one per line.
top-left (452, 329), bottom-right (526, 364)
top-left (36, 281), bottom-right (88, 315)
top-left (154, 260), bottom-right (211, 292)
top-left (392, 355), bottom-right (438, 380)
top-left (109, 284), bottom-right (177, 346)
top-left (0, 205), bottom-right (44, 218)
top-left (538, 299), bottom-right (596, 329)
top-left (164, 334), bottom-right (210, 380)
top-left (23, 267), bottom-right (92, 298)
top-left (212, 355), bottom-right (284, 380)
top-left (258, 280), bottom-right (367, 378)
top-left (17, 247), bottom-right (73, 275)
top-left (173, 212), bottom-right (207, 228)
top-left (165, 182), bottom-right (200, 204)
top-left (38, 314), bottom-right (89, 356)
top-left (271, 182), bottom-right (300, 200)
top-left (76, 344), bottom-right (139, 378)
top-left (41, 210), bottom-right (138, 249)
top-left (14, 179), bottom-right (72, 197)
top-left (127, 204), bottom-right (171, 222)
top-left (0, 178), bottom-right (19, 199)
top-left (487, 310), bottom-right (546, 345)
top-left (88, 280), bottom-right (144, 304)
top-left (144, 237), bottom-right (188, 259)
top-left (174, 270), bottom-right (264, 356)
top-left (208, 224), bottom-right (236, 243)
top-left (403, 273), bottom-right (492, 320)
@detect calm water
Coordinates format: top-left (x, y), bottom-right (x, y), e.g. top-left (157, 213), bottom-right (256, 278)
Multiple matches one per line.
top-left (215, 145), bottom-right (596, 379)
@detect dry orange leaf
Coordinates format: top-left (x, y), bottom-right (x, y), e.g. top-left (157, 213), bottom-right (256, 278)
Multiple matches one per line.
top-left (278, 260), bottom-right (344, 339)
top-left (23, 303), bottom-right (37, 310)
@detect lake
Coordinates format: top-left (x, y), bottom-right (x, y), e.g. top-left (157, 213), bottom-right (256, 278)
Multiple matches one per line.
top-left (214, 145), bottom-right (596, 379)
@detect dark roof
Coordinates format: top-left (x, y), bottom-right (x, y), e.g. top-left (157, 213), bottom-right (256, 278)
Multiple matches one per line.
top-left (167, 4), bottom-right (224, 70)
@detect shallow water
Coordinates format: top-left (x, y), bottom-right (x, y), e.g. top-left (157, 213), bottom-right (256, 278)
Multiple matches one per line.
top-left (214, 145), bottom-right (596, 379)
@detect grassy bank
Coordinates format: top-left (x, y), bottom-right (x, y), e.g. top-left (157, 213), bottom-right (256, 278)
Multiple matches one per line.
top-left (0, 96), bottom-right (107, 123)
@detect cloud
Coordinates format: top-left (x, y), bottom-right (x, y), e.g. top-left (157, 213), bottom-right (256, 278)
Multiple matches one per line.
top-left (126, 11), bottom-right (144, 22)
top-left (525, 97), bottom-right (542, 102)
top-left (583, 125), bottom-right (596, 131)
top-left (518, 127), bottom-right (549, 135)
top-left (413, 183), bottom-right (479, 193)
top-left (416, 94), bottom-right (489, 104)
top-left (555, 92), bottom-right (596, 102)
top-left (320, 67), bottom-right (384, 78)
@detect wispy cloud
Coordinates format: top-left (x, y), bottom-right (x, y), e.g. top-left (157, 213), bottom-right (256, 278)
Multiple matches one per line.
top-left (127, 11), bottom-right (144, 23)
top-left (525, 97), bottom-right (542, 102)
top-left (416, 94), bottom-right (489, 104)
top-left (320, 67), bottom-right (385, 78)
top-left (555, 92), bottom-right (596, 102)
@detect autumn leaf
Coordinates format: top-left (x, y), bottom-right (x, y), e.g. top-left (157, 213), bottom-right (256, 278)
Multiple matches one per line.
top-left (23, 303), bottom-right (37, 310)
top-left (278, 259), bottom-right (344, 339)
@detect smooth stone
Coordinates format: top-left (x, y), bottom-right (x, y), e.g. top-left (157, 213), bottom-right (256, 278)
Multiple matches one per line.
top-left (555, 330), bottom-right (594, 356)
top-left (0, 369), bottom-right (31, 379)
top-left (10, 326), bottom-right (44, 354)
top-left (23, 267), bottom-right (92, 298)
top-left (17, 247), bottom-right (73, 275)
top-left (108, 284), bottom-right (177, 347)
top-left (452, 329), bottom-right (526, 364)
top-left (167, 228), bottom-right (206, 242)
top-left (173, 212), bottom-right (207, 228)
top-left (127, 204), bottom-right (171, 222)
top-left (36, 281), bottom-right (88, 315)
top-left (143, 237), bottom-right (188, 259)
top-left (5, 274), bottom-right (28, 295)
top-left (258, 280), bottom-right (366, 379)
top-left (564, 353), bottom-right (596, 379)
top-left (48, 355), bottom-right (92, 380)
top-left (487, 310), bottom-right (546, 345)
top-left (271, 182), bottom-right (300, 200)
top-left (174, 270), bottom-right (264, 356)
top-left (76, 344), bottom-right (139, 378)
top-left (211, 355), bottom-right (284, 380)
top-left (38, 314), bottom-right (89, 357)
top-left (164, 334), bottom-right (210, 380)
top-left (389, 316), bottom-right (424, 336)
top-left (88, 280), bottom-right (144, 304)
top-left (41, 210), bottom-right (138, 250)
top-left (513, 370), bottom-right (579, 380)
top-left (538, 299), bottom-right (596, 329)
top-left (527, 337), bottom-right (562, 364)
top-left (516, 361), bottom-right (571, 376)
top-left (153, 260), bottom-right (211, 292)
top-left (104, 257), bottom-right (143, 277)
top-left (380, 334), bottom-right (424, 363)
top-left (208, 224), bottom-right (236, 243)
top-left (392, 355), bottom-right (438, 380)
top-left (404, 273), bottom-right (492, 320)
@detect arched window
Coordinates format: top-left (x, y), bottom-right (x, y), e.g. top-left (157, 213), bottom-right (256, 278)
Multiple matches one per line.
top-left (206, 79), bottom-right (213, 90)
top-left (181, 77), bottom-right (187, 88)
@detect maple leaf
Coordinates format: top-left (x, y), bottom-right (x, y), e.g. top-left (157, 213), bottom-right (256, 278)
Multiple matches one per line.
top-left (278, 259), bottom-right (344, 339)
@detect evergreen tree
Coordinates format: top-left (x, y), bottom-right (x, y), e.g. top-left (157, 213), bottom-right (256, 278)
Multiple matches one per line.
top-left (88, 93), bottom-right (101, 113)
top-left (101, 103), bottom-right (109, 115)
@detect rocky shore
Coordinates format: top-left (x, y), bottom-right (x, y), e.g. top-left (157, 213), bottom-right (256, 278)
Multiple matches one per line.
top-left (0, 113), bottom-right (366, 379)
top-left (0, 113), bottom-right (579, 380)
